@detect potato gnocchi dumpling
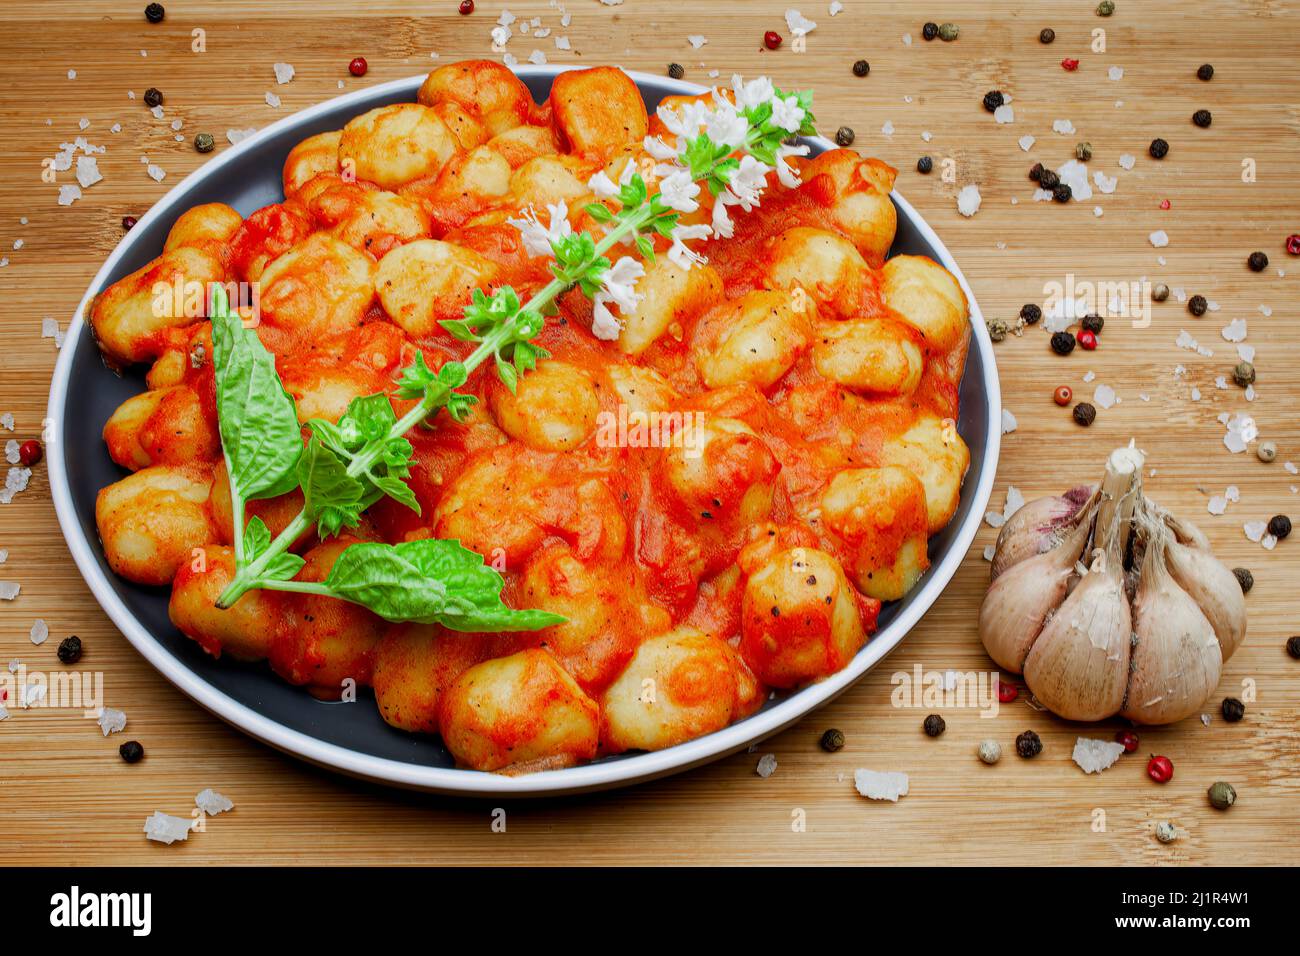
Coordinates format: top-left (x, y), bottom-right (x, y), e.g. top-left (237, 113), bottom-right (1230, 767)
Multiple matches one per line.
top-left (91, 62), bottom-right (973, 775)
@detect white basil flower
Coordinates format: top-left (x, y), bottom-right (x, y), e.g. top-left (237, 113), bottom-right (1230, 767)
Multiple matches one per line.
top-left (656, 99), bottom-right (708, 138)
top-left (726, 154), bottom-right (772, 208)
top-left (587, 159), bottom-right (636, 199)
top-left (704, 101), bottom-right (750, 149)
top-left (591, 255), bottom-right (646, 341)
top-left (731, 74), bottom-right (775, 112)
top-left (507, 201), bottom-right (572, 258)
top-left (774, 142), bottom-right (809, 188)
top-left (711, 192), bottom-right (737, 239)
top-left (667, 223), bottom-right (711, 269)
top-left (643, 135), bottom-right (680, 162)
top-left (770, 94), bottom-right (806, 133)
top-left (657, 168), bottom-right (701, 213)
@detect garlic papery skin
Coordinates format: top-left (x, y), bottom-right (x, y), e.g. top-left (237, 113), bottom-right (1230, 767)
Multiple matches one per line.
top-left (979, 510), bottom-right (1092, 673)
top-left (1023, 548), bottom-right (1131, 722)
top-left (1165, 538), bottom-right (1247, 661)
top-left (990, 484), bottom-right (1097, 580)
top-left (1122, 529), bottom-right (1223, 725)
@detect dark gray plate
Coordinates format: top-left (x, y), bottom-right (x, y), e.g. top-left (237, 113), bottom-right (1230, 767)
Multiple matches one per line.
top-left (48, 68), bottom-right (1000, 795)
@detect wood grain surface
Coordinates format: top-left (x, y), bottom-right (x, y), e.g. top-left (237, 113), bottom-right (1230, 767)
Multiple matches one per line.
top-left (1, 0), bottom-right (1297, 866)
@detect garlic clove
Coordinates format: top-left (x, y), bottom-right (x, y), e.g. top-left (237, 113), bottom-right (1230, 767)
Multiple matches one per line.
top-left (1165, 540), bottom-right (1247, 661)
top-left (1122, 568), bottom-right (1223, 725)
top-left (1023, 565), bottom-right (1131, 721)
top-left (979, 514), bottom-right (1092, 673)
top-left (990, 485), bottom-right (1096, 580)
top-left (1163, 510), bottom-right (1211, 551)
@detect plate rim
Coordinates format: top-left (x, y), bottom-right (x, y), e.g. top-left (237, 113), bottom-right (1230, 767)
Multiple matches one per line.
top-left (46, 66), bottom-right (1001, 796)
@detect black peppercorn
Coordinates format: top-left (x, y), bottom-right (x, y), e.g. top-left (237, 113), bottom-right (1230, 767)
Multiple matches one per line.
top-left (1268, 514), bottom-right (1291, 539)
top-left (1081, 313), bottom-right (1104, 334)
top-left (835, 126), bottom-right (855, 147)
top-left (1197, 63), bottom-right (1214, 81)
top-left (119, 740), bottom-right (145, 763)
top-left (144, 2), bottom-right (165, 23)
top-left (1221, 697), bottom-right (1246, 722)
top-left (922, 22), bottom-right (939, 41)
top-left (1020, 303), bottom-right (1042, 325)
top-left (923, 714), bottom-right (946, 737)
top-left (668, 62), bottom-right (685, 80)
top-left (820, 728), bottom-right (845, 752)
top-left (143, 87), bottom-right (164, 108)
top-left (1052, 182), bottom-right (1072, 203)
top-left (1015, 730), bottom-right (1043, 758)
top-left (1029, 162), bottom-right (1044, 182)
top-left (1232, 567), bottom-right (1254, 593)
top-left (1073, 402), bottom-right (1097, 426)
top-left (1248, 251), bottom-right (1269, 272)
top-left (1149, 138), bottom-right (1169, 159)
top-left (1039, 168), bottom-right (1060, 190)
top-left (916, 155), bottom-right (933, 174)
top-left (983, 90), bottom-right (1004, 113)
top-left (56, 635), bottom-right (82, 665)
top-left (1188, 294), bottom-right (1208, 316)
top-left (194, 132), bottom-right (215, 154)
top-left (1039, 28), bottom-right (1055, 44)
top-left (852, 59), bottom-right (870, 77)
top-left (1193, 109), bottom-right (1212, 128)
top-left (1050, 330), bottom-right (1076, 355)
top-left (1288, 636), bottom-right (1300, 659)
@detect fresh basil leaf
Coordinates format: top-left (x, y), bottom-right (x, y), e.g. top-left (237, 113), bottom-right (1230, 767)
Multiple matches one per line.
top-left (339, 393), bottom-right (398, 444)
top-left (322, 543), bottom-right (447, 622)
top-left (395, 351), bottom-right (439, 399)
top-left (261, 551), bottom-right (306, 583)
top-left (494, 353), bottom-right (519, 393)
top-left (444, 392), bottom-right (478, 423)
top-left (298, 436), bottom-right (366, 538)
top-left (370, 472), bottom-right (420, 514)
top-left (585, 202), bottom-right (614, 223)
top-left (209, 285), bottom-right (303, 500)
top-left (635, 234), bottom-right (656, 260)
top-left (242, 516), bottom-right (272, 561)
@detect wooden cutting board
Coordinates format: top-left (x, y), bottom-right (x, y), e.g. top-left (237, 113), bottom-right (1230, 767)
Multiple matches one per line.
top-left (1, 0), bottom-right (1296, 865)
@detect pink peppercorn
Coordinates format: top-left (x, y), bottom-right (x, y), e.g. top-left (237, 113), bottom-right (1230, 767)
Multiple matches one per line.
top-left (1061, 58), bottom-right (1080, 71)
top-left (764, 30), bottom-right (782, 49)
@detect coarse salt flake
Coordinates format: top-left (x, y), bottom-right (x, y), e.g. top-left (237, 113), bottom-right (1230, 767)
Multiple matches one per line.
top-left (147, 164), bottom-right (166, 182)
top-left (1073, 737), bottom-right (1126, 773)
top-left (1221, 319), bottom-right (1247, 342)
top-left (1149, 230), bottom-right (1169, 248)
top-left (96, 706), bottom-right (127, 736)
top-left (30, 619), bottom-right (48, 645)
top-left (785, 9), bottom-right (817, 35)
top-left (264, 92), bottom-right (281, 108)
top-left (1093, 384), bottom-right (1117, 409)
top-left (956, 184), bottom-right (981, 217)
top-left (1052, 119), bottom-right (1075, 134)
top-left (1118, 154), bottom-right (1136, 170)
top-left (854, 768), bottom-right (909, 802)
top-left (273, 62), bottom-right (295, 84)
top-left (1108, 66), bottom-right (1124, 81)
top-left (1018, 134), bottom-right (1035, 151)
top-left (993, 105), bottom-right (1015, 124)
top-left (1001, 408), bottom-right (1017, 434)
top-left (687, 35), bottom-right (707, 48)
top-left (75, 155), bottom-right (102, 189)
top-left (756, 753), bottom-right (778, 777)
top-left (195, 788), bottom-right (234, 815)
top-left (143, 811), bottom-right (192, 845)
top-left (0, 582), bottom-right (21, 601)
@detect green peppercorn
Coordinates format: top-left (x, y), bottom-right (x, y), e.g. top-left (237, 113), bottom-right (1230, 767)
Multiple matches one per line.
top-left (1152, 282), bottom-right (1170, 302)
top-left (1268, 514), bottom-right (1291, 539)
top-left (835, 126), bottom-right (855, 147)
top-left (1073, 402), bottom-right (1097, 427)
top-left (983, 90), bottom-right (1004, 113)
top-left (667, 62), bottom-right (685, 80)
top-left (820, 728), bottom-right (845, 752)
top-left (1081, 313), bottom-right (1104, 334)
top-left (1149, 137), bottom-right (1169, 159)
top-left (143, 87), bottom-right (164, 108)
top-left (1052, 182), bottom-right (1072, 203)
top-left (1015, 730), bottom-right (1043, 758)
top-left (56, 635), bottom-right (82, 665)
top-left (938, 22), bottom-right (959, 41)
top-left (1039, 28), bottom-right (1055, 44)
top-left (916, 155), bottom-right (933, 174)
top-left (978, 739), bottom-right (1001, 764)
top-left (1232, 361), bottom-right (1255, 386)
top-left (1232, 567), bottom-right (1254, 593)
top-left (923, 714), bottom-right (946, 737)
top-left (1207, 781), bottom-right (1236, 810)
top-left (1193, 109), bottom-right (1212, 128)
top-left (1248, 251), bottom-right (1269, 272)
top-left (1051, 331), bottom-right (1076, 355)
top-left (194, 132), bottom-right (215, 153)
top-left (922, 22), bottom-right (939, 41)
top-left (1076, 141), bottom-right (1093, 161)
top-left (1221, 697), bottom-right (1245, 722)
top-left (1188, 294), bottom-right (1208, 316)
top-left (1197, 63), bottom-right (1214, 81)
top-left (852, 59), bottom-right (870, 77)
top-left (1096, 0), bottom-right (1115, 15)
top-left (1020, 303), bottom-right (1042, 325)
top-left (987, 319), bottom-right (1009, 342)
top-left (1287, 636), bottom-right (1300, 659)
top-left (119, 740), bottom-right (145, 763)
top-left (1155, 821), bottom-right (1178, 843)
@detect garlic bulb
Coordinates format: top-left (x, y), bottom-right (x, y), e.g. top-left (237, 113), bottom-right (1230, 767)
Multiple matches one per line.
top-left (979, 444), bottom-right (1246, 726)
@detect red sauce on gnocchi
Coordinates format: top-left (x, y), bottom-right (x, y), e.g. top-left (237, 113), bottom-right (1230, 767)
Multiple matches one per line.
top-left (91, 61), bottom-right (971, 773)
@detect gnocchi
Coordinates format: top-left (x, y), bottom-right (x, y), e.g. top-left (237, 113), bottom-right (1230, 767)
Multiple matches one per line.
top-left (91, 63), bottom-right (973, 775)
